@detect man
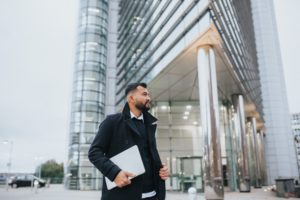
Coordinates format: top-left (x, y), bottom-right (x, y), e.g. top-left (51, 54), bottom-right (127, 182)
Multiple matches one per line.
top-left (88, 82), bottom-right (169, 200)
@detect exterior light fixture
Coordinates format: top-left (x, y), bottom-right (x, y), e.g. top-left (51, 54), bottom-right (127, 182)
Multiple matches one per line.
top-left (186, 105), bottom-right (192, 110)
top-left (88, 8), bottom-right (100, 13)
top-left (161, 105), bottom-right (167, 110)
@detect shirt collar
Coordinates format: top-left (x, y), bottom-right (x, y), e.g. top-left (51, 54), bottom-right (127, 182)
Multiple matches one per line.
top-left (130, 111), bottom-right (144, 122)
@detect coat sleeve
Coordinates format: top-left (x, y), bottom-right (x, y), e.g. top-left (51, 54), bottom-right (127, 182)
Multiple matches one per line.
top-left (88, 116), bottom-right (121, 182)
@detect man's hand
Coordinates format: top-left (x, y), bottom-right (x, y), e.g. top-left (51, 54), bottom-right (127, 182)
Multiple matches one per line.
top-left (159, 164), bottom-right (169, 180)
top-left (114, 171), bottom-right (135, 188)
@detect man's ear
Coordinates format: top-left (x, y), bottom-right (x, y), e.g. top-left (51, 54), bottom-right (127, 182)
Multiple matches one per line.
top-left (127, 94), bottom-right (134, 103)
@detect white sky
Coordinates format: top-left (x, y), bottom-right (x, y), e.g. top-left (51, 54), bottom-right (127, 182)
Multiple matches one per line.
top-left (274, 0), bottom-right (300, 113)
top-left (0, 0), bottom-right (78, 172)
top-left (0, 0), bottom-right (299, 173)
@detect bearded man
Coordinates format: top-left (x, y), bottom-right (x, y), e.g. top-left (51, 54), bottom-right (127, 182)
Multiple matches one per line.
top-left (89, 82), bottom-right (169, 200)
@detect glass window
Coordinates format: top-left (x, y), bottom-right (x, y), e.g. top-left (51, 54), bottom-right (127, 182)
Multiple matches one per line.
top-left (82, 91), bottom-right (99, 101)
top-left (85, 52), bottom-right (97, 61)
top-left (81, 122), bottom-right (97, 133)
top-left (72, 111), bottom-right (81, 122)
top-left (74, 81), bottom-right (83, 91)
top-left (82, 133), bottom-right (96, 144)
top-left (76, 71), bottom-right (83, 81)
top-left (81, 101), bottom-right (100, 112)
top-left (76, 62), bottom-right (84, 71)
top-left (82, 111), bottom-right (99, 122)
top-left (73, 90), bottom-right (83, 101)
top-left (79, 63), bottom-right (100, 72)
top-left (84, 71), bottom-right (100, 82)
top-left (78, 51), bottom-right (85, 62)
top-left (71, 122), bottom-right (81, 133)
top-left (82, 80), bottom-right (99, 91)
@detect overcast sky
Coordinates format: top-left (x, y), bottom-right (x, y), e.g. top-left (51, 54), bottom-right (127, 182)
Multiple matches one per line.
top-left (0, 0), bottom-right (78, 172)
top-left (0, 0), bottom-right (299, 173)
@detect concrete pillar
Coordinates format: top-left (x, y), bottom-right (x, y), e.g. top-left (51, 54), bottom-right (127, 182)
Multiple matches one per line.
top-left (197, 45), bottom-right (224, 199)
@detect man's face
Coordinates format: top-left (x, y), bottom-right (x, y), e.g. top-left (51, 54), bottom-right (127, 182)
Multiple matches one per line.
top-left (132, 86), bottom-right (151, 111)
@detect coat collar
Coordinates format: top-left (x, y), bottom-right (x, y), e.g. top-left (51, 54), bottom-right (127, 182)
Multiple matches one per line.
top-left (130, 111), bottom-right (144, 122)
top-left (122, 102), bottom-right (157, 125)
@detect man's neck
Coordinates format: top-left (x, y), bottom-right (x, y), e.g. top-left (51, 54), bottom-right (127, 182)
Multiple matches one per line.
top-left (128, 104), bottom-right (142, 117)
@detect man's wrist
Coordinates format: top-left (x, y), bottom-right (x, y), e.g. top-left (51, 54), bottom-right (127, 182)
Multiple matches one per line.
top-left (107, 166), bottom-right (121, 182)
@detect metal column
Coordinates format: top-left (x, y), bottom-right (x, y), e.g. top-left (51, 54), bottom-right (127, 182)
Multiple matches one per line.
top-left (222, 103), bottom-right (238, 191)
top-left (232, 94), bottom-right (251, 192)
top-left (257, 130), bottom-right (267, 185)
top-left (251, 117), bottom-right (262, 188)
top-left (197, 45), bottom-right (224, 199)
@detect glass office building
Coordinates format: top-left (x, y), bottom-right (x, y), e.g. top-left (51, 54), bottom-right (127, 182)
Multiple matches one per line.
top-left (65, 0), bottom-right (108, 190)
top-left (251, 0), bottom-right (298, 184)
top-left (66, 0), bottom-right (298, 197)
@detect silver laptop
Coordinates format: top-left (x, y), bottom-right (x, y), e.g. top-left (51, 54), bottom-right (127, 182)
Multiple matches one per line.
top-left (105, 145), bottom-right (145, 190)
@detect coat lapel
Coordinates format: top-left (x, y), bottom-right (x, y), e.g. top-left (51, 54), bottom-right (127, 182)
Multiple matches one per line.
top-left (122, 102), bottom-right (158, 138)
top-left (122, 103), bottom-right (142, 137)
top-left (146, 123), bottom-right (157, 141)
top-left (125, 119), bottom-right (142, 137)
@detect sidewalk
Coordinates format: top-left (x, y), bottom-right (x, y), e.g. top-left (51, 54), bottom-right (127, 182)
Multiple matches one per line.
top-left (0, 184), bottom-right (298, 200)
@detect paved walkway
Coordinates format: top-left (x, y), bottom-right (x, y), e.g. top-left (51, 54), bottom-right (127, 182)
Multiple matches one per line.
top-left (0, 184), bottom-right (298, 200)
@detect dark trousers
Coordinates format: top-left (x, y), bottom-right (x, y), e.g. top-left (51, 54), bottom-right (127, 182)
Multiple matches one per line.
top-left (142, 195), bottom-right (158, 200)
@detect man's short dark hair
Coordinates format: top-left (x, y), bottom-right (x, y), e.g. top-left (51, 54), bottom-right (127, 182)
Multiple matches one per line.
top-left (125, 82), bottom-right (147, 96)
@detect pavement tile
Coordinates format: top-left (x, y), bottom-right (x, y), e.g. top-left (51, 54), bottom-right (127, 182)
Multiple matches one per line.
top-left (0, 184), bottom-right (299, 200)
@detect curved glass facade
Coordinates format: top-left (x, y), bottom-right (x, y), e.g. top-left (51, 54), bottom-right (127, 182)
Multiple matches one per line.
top-left (116, 0), bottom-right (211, 108)
top-left (209, 0), bottom-right (263, 117)
top-left (66, 0), bottom-right (108, 190)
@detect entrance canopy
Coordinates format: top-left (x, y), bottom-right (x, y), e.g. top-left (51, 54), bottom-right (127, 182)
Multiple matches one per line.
top-left (148, 24), bottom-right (263, 129)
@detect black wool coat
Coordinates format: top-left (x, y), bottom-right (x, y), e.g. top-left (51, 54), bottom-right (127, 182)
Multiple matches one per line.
top-left (88, 103), bottom-right (166, 200)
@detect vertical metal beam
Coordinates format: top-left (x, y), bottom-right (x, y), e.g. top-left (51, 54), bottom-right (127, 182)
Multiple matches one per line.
top-left (167, 101), bottom-right (173, 188)
top-left (197, 45), bottom-right (224, 199)
top-left (232, 94), bottom-right (251, 192)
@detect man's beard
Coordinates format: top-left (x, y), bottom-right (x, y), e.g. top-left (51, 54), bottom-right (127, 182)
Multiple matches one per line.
top-left (135, 101), bottom-right (150, 112)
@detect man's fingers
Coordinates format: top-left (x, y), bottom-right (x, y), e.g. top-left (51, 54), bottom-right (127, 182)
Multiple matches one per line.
top-left (159, 172), bottom-right (169, 177)
top-left (160, 167), bottom-right (168, 172)
top-left (160, 170), bottom-right (168, 175)
top-left (160, 164), bottom-right (168, 170)
top-left (159, 166), bottom-right (168, 173)
top-left (114, 170), bottom-right (134, 188)
top-left (117, 178), bottom-right (131, 188)
top-left (159, 164), bottom-right (169, 180)
top-left (124, 171), bottom-right (136, 178)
